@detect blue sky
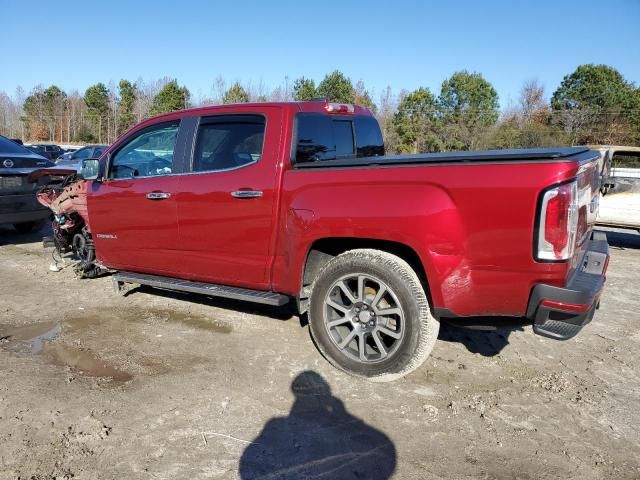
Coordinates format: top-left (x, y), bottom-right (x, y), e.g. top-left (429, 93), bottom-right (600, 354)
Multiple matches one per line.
top-left (2, 0), bottom-right (639, 109)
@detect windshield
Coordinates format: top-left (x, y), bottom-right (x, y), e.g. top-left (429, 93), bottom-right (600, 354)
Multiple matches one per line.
top-left (0, 136), bottom-right (32, 155)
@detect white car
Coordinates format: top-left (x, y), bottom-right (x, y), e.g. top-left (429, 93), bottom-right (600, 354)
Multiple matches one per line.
top-left (592, 145), bottom-right (640, 233)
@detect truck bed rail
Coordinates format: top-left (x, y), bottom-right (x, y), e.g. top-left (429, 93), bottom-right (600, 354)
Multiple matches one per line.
top-left (294, 147), bottom-right (595, 169)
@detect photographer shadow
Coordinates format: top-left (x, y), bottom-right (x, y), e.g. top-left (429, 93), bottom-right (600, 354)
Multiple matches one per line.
top-left (239, 370), bottom-right (396, 480)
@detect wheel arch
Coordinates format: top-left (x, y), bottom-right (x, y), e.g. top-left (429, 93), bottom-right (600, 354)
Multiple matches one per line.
top-left (300, 237), bottom-right (433, 307)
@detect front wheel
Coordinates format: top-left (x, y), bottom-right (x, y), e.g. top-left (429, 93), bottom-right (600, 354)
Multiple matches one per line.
top-left (308, 249), bottom-right (439, 382)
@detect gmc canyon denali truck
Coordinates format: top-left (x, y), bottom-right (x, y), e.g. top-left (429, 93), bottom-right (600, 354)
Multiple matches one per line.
top-left (36, 101), bottom-right (609, 381)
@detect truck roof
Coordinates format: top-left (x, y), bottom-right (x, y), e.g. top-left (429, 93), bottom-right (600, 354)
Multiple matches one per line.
top-left (142, 101), bottom-right (374, 125)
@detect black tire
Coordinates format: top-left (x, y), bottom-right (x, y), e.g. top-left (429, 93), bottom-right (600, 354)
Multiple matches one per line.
top-left (72, 232), bottom-right (96, 263)
top-left (308, 249), bottom-right (439, 382)
top-left (13, 221), bottom-right (43, 234)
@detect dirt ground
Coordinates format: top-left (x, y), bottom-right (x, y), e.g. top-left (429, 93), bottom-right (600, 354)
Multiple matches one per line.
top-left (1, 225), bottom-right (639, 480)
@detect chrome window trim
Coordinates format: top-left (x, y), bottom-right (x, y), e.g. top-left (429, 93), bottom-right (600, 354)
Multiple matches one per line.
top-left (180, 159), bottom-right (259, 176)
top-left (105, 171), bottom-right (184, 181)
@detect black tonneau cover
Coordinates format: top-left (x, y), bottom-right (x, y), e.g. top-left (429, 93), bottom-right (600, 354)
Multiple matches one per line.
top-left (295, 147), bottom-right (595, 169)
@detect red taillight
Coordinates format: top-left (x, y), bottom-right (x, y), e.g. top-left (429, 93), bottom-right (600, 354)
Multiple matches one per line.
top-left (544, 188), bottom-right (570, 255)
top-left (537, 181), bottom-right (578, 261)
top-left (324, 103), bottom-right (355, 114)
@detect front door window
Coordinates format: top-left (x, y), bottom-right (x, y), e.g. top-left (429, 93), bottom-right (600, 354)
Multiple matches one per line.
top-left (109, 122), bottom-right (179, 179)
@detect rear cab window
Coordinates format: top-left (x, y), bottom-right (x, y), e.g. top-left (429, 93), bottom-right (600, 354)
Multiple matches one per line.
top-left (294, 113), bottom-right (384, 164)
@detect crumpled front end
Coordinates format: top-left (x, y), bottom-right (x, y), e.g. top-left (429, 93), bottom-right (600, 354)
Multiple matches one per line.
top-left (35, 172), bottom-right (102, 277)
top-left (36, 174), bottom-right (90, 229)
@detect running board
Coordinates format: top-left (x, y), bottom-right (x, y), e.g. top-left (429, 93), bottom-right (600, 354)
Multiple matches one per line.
top-left (112, 271), bottom-right (289, 306)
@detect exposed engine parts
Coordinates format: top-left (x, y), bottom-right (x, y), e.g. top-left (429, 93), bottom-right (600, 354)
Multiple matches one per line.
top-left (36, 173), bottom-right (106, 278)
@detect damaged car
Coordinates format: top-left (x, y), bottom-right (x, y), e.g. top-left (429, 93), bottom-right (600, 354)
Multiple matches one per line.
top-left (32, 101), bottom-right (610, 381)
top-left (33, 159), bottom-right (99, 275)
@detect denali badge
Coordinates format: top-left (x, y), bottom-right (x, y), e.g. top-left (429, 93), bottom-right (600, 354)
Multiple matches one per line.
top-left (96, 233), bottom-right (118, 239)
top-left (2, 159), bottom-right (14, 168)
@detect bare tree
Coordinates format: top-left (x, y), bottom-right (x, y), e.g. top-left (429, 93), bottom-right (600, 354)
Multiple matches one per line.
top-left (0, 92), bottom-right (12, 136)
top-left (66, 91), bottom-right (86, 143)
top-left (13, 87), bottom-right (26, 141)
top-left (212, 76), bottom-right (227, 104)
top-left (376, 86), bottom-right (399, 153)
top-left (0, 92), bottom-right (22, 138)
top-left (106, 80), bottom-right (117, 143)
top-left (133, 77), bottom-right (170, 122)
top-left (519, 79), bottom-right (549, 126)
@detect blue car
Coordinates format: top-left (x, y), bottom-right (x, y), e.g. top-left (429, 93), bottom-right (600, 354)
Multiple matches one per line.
top-left (56, 144), bottom-right (108, 171)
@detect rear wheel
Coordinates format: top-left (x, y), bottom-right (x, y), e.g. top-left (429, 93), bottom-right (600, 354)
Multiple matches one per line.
top-left (308, 249), bottom-right (439, 382)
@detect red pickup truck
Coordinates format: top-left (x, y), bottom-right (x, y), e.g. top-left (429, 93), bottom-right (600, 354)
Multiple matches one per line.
top-left (38, 101), bottom-right (609, 381)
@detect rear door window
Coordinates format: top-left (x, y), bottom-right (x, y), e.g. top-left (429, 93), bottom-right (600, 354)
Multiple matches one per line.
top-left (295, 113), bottom-right (384, 164)
top-left (192, 115), bottom-right (265, 172)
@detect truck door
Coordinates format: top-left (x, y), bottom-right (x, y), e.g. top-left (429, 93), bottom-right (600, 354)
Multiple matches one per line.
top-left (176, 109), bottom-right (283, 288)
top-left (89, 119), bottom-right (190, 274)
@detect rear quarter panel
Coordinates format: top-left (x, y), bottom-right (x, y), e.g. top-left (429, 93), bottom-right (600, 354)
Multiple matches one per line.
top-left (274, 160), bottom-right (583, 317)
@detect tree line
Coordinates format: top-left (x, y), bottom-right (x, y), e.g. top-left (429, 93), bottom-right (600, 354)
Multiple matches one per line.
top-left (0, 64), bottom-right (638, 151)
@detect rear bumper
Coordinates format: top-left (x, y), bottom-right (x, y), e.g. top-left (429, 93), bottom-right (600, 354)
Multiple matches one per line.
top-left (526, 231), bottom-right (609, 340)
top-left (0, 193), bottom-right (49, 225)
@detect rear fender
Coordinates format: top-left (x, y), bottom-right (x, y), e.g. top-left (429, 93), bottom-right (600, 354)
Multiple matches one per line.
top-left (271, 183), bottom-right (469, 309)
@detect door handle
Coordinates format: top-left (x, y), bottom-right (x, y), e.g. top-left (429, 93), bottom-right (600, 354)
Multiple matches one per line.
top-left (146, 192), bottom-right (171, 200)
top-left (231, 190), bottom-right (263, 199)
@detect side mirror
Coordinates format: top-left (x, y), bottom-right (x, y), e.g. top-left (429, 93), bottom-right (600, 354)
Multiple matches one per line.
top-left (81, 158), bottom-right (100, 181)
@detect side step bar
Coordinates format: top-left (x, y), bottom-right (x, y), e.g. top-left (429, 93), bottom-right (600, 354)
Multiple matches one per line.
top-left (112, 271), bottom-right (290, 307)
